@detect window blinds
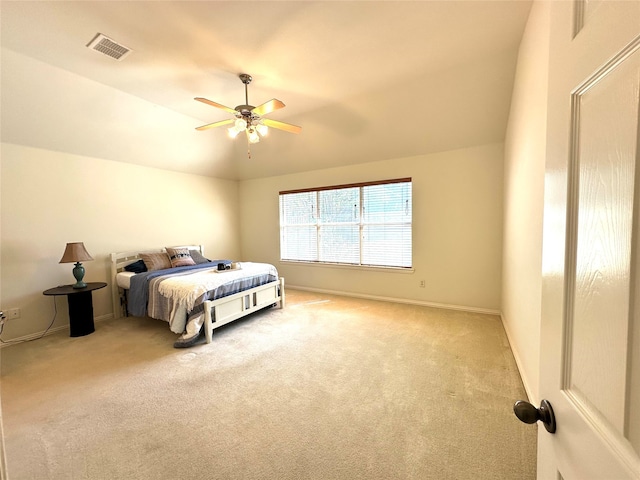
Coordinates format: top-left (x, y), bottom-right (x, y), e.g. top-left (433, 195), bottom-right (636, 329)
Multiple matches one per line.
top-left (279, 179), bottom-right (412, 268)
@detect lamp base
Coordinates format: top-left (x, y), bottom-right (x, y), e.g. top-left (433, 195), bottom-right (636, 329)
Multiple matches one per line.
top-left (72, 262), bottom-right (87, 289)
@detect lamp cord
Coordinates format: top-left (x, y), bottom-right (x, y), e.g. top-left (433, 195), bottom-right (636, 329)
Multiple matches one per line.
top-left (0, 297), bottom-right (58, 346)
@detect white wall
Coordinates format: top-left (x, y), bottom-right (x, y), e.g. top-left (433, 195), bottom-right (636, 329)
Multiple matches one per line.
top-left (0, 143), bottom-right (240, 341)
top-left (501, 0), bottom-right (551, 403)
top-left (239, 143), bottom-right (504, 312)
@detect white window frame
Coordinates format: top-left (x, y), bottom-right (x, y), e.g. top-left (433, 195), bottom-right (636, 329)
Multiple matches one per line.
top-left (279, 178), bottom-right (412, 269)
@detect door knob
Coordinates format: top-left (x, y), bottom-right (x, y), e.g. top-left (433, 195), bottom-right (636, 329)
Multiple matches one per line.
top-left (513, 399), bottom-right (556, 434)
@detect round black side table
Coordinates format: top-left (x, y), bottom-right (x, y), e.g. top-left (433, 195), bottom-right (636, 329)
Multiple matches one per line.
top-left (43, 282), bottom-right (107, 337)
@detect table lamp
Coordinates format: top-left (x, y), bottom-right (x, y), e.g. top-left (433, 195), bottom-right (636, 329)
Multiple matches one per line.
top-left (59, 242), bottom-right (94, 289)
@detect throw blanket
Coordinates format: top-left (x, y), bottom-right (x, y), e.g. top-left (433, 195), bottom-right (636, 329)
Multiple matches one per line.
top-left (157, 262), bottom-right (277, 311)
top-left (128, 262), bottom-right (278, 334)
top-left (128, 263), bottom-right (217, 318)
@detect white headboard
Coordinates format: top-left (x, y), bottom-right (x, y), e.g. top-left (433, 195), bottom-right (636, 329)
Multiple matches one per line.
top-left (110, 245), bottom-right (203, 319)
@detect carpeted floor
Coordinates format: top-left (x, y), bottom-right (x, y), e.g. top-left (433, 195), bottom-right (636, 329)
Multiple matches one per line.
top-left (1, 289), bottom-right (536, 479)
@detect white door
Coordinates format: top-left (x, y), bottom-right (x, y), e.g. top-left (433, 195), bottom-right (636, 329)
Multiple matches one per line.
top-left (539, 0), bottom-right (640, 478)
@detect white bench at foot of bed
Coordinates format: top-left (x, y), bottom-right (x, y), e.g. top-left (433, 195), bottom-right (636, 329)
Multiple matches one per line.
top-left (203, 277), bottom-right (285, 343)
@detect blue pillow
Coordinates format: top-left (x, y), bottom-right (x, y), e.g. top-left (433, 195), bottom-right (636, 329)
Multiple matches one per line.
top-left (124, 259), bottom-right (147, 273)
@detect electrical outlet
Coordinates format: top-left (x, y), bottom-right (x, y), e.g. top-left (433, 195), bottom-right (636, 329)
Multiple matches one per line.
top-left (6, 308), bottom-right (21, 320)
top-left (419, 280), bottom-right (425, 288)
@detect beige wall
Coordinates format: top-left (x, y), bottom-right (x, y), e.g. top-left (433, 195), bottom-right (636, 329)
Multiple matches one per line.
top-left (239, 143), bottom-right (504, 312)
top-left (0, 143), bottom-right (240, 341)
top-left (501, 0), bottom-right (551, 403)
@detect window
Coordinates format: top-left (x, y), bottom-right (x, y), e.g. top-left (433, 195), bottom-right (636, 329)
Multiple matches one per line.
top-left (279, 178), bottom-right (412, 268)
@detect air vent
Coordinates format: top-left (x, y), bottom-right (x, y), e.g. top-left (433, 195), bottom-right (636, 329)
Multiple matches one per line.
top-left (86, 33), bottom-right (132, 61)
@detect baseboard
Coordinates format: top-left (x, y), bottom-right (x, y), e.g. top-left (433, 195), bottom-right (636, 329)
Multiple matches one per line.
top-left (499, 312), bottom-right (537, 404)
top-left (95, 313), bottom-right (114, 323)
top-left (0, 313), bottom-right (114, 348)
top-left (287, 285), bottom-right (501, 316)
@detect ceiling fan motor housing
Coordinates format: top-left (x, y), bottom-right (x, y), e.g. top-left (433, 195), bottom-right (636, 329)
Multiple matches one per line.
top-left (235, 105), bottom-right (255, 116)
top-left (234, 107), bottom-right (260, 130)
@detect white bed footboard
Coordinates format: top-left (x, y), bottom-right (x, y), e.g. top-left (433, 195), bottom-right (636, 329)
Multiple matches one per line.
top-left (203, 277), bottom-right (285, 343)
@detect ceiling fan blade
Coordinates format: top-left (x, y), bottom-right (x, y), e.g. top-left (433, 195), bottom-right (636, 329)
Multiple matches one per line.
top-left (262, 118), bottom-right (302, 134)
top-left (194, 97), bottom-right (237, 114)
top-left (252, 99), bottom-right (286, 117)
top-left (195, 119), bottom-right (234, 131)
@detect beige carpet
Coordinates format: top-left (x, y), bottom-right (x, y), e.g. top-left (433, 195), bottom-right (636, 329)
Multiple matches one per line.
top-left (1, 289), bottom-right (536, 479)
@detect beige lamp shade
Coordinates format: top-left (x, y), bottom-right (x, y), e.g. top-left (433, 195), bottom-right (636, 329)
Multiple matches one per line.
top-left (59, 242), bottom-right (94, 263)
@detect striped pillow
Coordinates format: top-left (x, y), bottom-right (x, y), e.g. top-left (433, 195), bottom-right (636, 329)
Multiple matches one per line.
top-left (166, 247), bottom-right (196, 268)
top-left (140, 252), bottom-right (171, 271)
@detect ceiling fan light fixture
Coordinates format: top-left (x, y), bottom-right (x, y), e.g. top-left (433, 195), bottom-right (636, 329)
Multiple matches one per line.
top-left (228, 127), bottom-right (241, 138)
top-left (234, 118), bottom-right (247, 131)
top-left (256, 123), bottom-right (268, 136)
top-left (247, 128), bottom-right (260, 144)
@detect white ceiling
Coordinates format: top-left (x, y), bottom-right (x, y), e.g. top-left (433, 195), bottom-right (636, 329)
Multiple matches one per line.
top-left (0, 0), bottom-right (532, 181)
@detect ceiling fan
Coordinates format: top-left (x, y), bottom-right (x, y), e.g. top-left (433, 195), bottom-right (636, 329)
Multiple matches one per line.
top-left (194, 73), bottom-right (301, 149)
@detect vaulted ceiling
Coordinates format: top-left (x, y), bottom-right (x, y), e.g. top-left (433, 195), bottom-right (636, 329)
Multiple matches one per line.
top-left (1, 1), bottom-right (532, 180)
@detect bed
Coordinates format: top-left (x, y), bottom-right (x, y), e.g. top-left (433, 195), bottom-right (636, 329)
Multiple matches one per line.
top-left (110, 245), bottom-right (285, 345)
